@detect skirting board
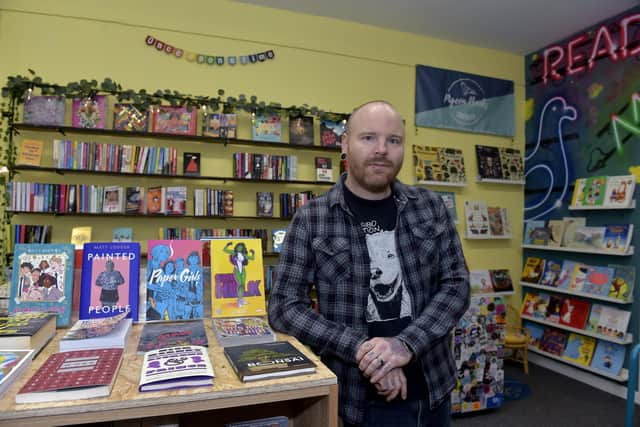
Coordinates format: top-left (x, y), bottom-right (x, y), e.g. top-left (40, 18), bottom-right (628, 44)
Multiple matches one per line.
top-left (529, 353), bottom-right (640, 405)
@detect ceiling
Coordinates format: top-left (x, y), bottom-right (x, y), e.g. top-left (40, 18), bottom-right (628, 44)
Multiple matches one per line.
top-left (236, 0), bottom-right (639, 54)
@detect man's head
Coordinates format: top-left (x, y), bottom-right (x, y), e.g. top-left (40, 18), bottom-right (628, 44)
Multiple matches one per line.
top-left (342, 101), bottom-right (405, 200)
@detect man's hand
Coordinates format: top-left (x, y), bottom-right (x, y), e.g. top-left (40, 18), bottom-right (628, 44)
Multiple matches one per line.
top-left (374, 368), bottom-right (407, 401)
top-left (356, 337), bottom-right (412, 383)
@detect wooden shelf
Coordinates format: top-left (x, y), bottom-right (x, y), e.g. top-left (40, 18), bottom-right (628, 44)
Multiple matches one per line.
top-left (471, 290), bottom-right (514, 297)
top-left (520, 282), bottom-right (633, 305)
top-left (528, 346), bottom-right (629, 382)
top-left (521, 244), bottom-right (634, 256)
top-left (568, 200), bottom-right (635, 210)
top-left (11, 211), bottom-right (297, 220)
top-left (521, 314), bottom-right (632, 345)
top-left (475, 177), bottom-right (525, 185)
top-left (415, 180), bottom-right (467, 187)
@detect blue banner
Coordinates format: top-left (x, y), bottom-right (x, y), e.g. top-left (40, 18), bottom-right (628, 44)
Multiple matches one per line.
top-left (415, 65), bottom-right (514, 137)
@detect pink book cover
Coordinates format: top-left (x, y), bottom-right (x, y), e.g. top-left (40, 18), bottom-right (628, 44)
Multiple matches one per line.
top-left (71, 95), bottom-right (107, 129)
top-left (151, 106), bottom-right (197, 135)
top-left (145, 240), bottom-right (204, 321)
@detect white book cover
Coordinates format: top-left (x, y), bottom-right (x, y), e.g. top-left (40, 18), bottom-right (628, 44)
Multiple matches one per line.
top-left (569, 226), bottom-right (606, 250)
top-left (464, 201), bottom-right (489, 236)
top-left (60, 316), bottom-right (132, 352)
top-left (597, 306), bottom-right (631, 339)
top-left (560, 217), bottom-right (587, 247)
top-left (469, 270), bottom-right (493, 293)
top-left (603, 175), bottom-right (635, 208)
top-left (139, 345), bottom-right (214, 392)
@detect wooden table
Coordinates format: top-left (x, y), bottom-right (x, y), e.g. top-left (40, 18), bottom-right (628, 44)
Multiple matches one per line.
top-left (0, 323), bottom-right (338, 427)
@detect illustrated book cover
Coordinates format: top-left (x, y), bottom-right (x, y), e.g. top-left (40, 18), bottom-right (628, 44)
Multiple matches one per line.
top-left (60, 311), bottom-right (132, 352)
top-left (145, 240), bottom-right (204, 321)
top-left (139, 345), bottom-right (214, 392)
top-left (288, 115), bottom-right (314, 146)
top-left (585, 304), bottom-right (603, 333)
top-left (469, 270), bottom-right (494, 294)
top-left (272, 229), bottom-right (287, 254)
top-left (203, 113), bottom-right (237, 138)
top-left (146, 186), bottom-right (165, 215)
top-left (561, 217), bottom-right (587, 247)
top-left (601, 224), bottom-right (633, 253)
top-left (315, 156), bottom-right (333, 182)
top-left (152, 106), bottom-right (197, 135)
top-left (0, 349), bottom-right (34, 400)
top-left (183, 152), bottom-right (201, 177)
top-left (210, 238), bottom-right (266, 318)
top-left (16, 139), bottom-right (44, 166)
top-left (546, 219), bottom-right (566, 248)
top-left (490, 269), bottom-right (513, 292)
top-left (9, 243), bottom-right (75, 327)
top-left (435, 191), bottom-right (458, 222)
top-left (137, 319), bottom-right (208, 353)
top-left (520, 257), bottom-right (545, 284)
top-left (597, 306), bottom-right (631, 339)
top-left (112, 227), bottom-right (133, 242)
top-left (223, 341), bottom-right (316, 382)
top-left (319, 119), bottom-right (345, 148)
top-left (252, 113), bottom-right (282, 142)
top-left (212, 317), bottom-right (276, 347)
top-left (581, 176), bottom-right (608, 207)
top-left (583, 265), bottom-right (615, 296)
top-left (79, 242), bottom-right (140, 321)
top-left (569, 226), bottom-right (606, 250)
top-left (562, 333), bottom-right (596, 367)
top-left (590, 341), bottom-right (625, 376)
top-left (523, 322), bottom-right (545, 348)
top-left (256, 192), bottom-right (274, 217)
top-left (126, 187), bottom-right (146, 214)
top-left (538, 328), bottom-right (568, 356)
top-left (165, 186), bottom-right (187, 215)
top-left (102, 185), bottom-right (124, 214)
top-left (475, 145), bottom-right (503, 180)
top-left (608, 264), bottom-right (635, 302)
top-left (558, 297), bottom-right (590, 330)
top-left (487, 206), bottom-right (507, 236)
top-left (464, 200), bottom-right (489, 236)
top-left (539, 259), bottom-right (562, 287)
top-left (0, 312), bottom-right (56, 354)
top-left (71, 95), bottom-right (107, 129)
top-left (22, 96), bottom-right (65, 126)
top-left (70, 226), bottom-right (92, 250)
top-left (113, 103), bottom-right (149, 132)
top-left (603, 175), bottom-right (635, 208)
top-left (571, 178), bottom-right (587, 207)
top-left (498, 147), bottom-right (524, 181)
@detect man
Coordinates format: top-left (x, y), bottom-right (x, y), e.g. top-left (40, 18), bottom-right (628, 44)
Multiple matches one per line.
top-left (268, 101), bottom-right (469, 426)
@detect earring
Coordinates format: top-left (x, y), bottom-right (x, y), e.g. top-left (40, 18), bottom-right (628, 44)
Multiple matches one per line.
top-left (340, 153), bottom-right (347, 160)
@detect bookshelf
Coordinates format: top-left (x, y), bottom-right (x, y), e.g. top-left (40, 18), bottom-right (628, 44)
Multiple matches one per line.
top-left (520, 282), bottom-right (632, 305)
top-left (528, 346), bottom-right (629, 382)
top-left (521, 244), bottom-right (634, 256)
top-left (521, 313), bottom-right (633, 345)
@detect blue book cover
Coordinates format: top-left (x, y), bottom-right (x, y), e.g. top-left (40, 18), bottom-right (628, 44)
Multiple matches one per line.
top-left (252, 114), bottom-right (282, 142)
top-left (590, 341), bottom-right (626, 376)
top-left (556, 260), bottom-right (578, 289)
top-left (523, 321), bottom-right (545, 348)
top-left (80, 242), bottom-right (141, 321)
top-left (9, 243), bottom-right (76, 327)
top-left (583, 265), bottom-right (615, 296)
top-left (272, 228), bottom-right (287, 253)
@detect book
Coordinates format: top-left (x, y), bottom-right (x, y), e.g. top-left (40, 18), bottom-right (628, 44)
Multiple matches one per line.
top-left (590, 341), bottom-right (626, 376)
top-left (252, 113), bottom-right (282, 142)
top-left (71, 95), bottom-right (107, 129)
top-left (137, 320), bottom-right (208, 353)
top-left (223, 341), bottom-right (316, 382)
top-left (256, 192), bottom-right (274, 217)
top-left (558, 297), bottom-right (590, 329)
top-left (165, 186), bottom-right (187, 215)
top-left (469, 270), bottom-right (493, 294)
top-left (435, 191), bottom-right (457, 222)
top-left (112, 227), bottom-right (133, 242)
top-left (608, 264), bottom-right (635, 301)
top-left (9, 243), bottom-right (75, 327)
top-left (520, 292), bottom-right (539, 317)
top-left (581, 176), bottom-right (608, 206)
top-left (523, 322), bottom-right (545, 348)
top-left (125, 186), bottom-right (146, 214)
top-left (560, 217), bottom-right (586, 247)
top-left (597, 306), bottom-right (631, 339)
top-left (487, 206), bottom-right (507, 236)
top-left (16, 139), bottom-right (44, 166)
top-left (464, 201), bottom-right (489, 236)
top-left (60, 312), bottom-right (132, 352)
top-left (315, 157), bottom-right (333, 182)
top-left (288, 115), bottom-right (314, 145)
top-left (146, 186), bottom-right (165, 215)
top-left (183, 152), bottom-right (201, 177)
top-left (498, 147), bottom-right (524, 181)
top-left (102, 185), bottom-right (124, 213)
top-left (139, 345), bottom-right (214, 392)
top-left (0, 312), bottom-right (56, 354)
top-left (145, 240), bottom-right (203, 321)
top-left (520, 257), bottom-right (545, 284)
top-left (203, 113), bottom-right (237, 138)
top-left (585, 304), bottom-right (603, 333)
top-left (413, 145), bottom-right (466, 184)
top-left (569, 263), bottom-right (590, 292)
top-left (16, 348), bottom-right (123, 403)
top-left (562, 333), bottom-right (596, 367)
top-left (272, 229), bottom-right (287, 254)
top-left (601, 224), bottom-right (633, 253)
top-left (152, 106), bottom-right (197, 135)
top-left (225, 416), bottom-right (289, 427)
top-left (538, 328), bottom-right (567, 356)
top-left (603, 175), bottom-right (635, 208)
top-left (0, 349), bottom-right (34, 399)
top-left (210, 238), bottom-right (266, 318)
top-left (319, 119), bottom-right (345, 148)
top-left (211, 317), bottom-right (277, 347)
top-left (539, 259), bottom-right (562, 287)
top-left (490, 269), bottom-right (513, 292)
top-left (545, 295), bottom-right (563, 323)
top-left (70, 226), bottom-right (92, 249)
top-left (79, 242), bottom-right (140, 320)
top-left (22, 96), bottom-right (65, 126)
top-left (546, 219), bottom-right (566, 247)
top-left (113, 103), bottom-right (149, 132)
top-left (569, 226), bottom-right (606, 250)
top-left (475, 145), bottom-right (503, 179)
top-left (523, 220), bottom-right (545, 244)
top-left (570, 178), bottom-right (587, 207)
top-left (583, 265), bottom-right (615, 296)
top-left (533, 293), bottom-right (551, 319)
top-left (556, 260), bottom-right (578, 289)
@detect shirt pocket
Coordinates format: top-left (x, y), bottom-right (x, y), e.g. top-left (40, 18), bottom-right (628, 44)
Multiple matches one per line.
top-left (311, 236), bottom-right (352, 285)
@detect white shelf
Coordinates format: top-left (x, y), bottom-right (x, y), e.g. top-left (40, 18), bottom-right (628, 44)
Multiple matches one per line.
top-left (519, 281), bottom-right (633, 305)
top-left (465, 234), bottom-right (512, 240)
top-left (521, 314), bottom-right (632, 345)
top-left (415, 180), bottom-right (467, 187)
top-left (528, 346), bottom-right (629, 382)
top-left (569, 200), bottom-right (635, 210)
top-left (472, 290), bottom-right (515, 297)
top-left (521, 244), bottom-right (634, 256)
top-left (476, 177), bottom-right (525, 185)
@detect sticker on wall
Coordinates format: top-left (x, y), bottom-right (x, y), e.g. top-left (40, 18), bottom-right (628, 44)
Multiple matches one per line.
top-left (144, 35), bottom-right (275, 67)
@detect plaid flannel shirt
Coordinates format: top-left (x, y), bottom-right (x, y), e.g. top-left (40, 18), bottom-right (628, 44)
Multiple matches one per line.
top-left (268, 177), bottom-right (470, 425)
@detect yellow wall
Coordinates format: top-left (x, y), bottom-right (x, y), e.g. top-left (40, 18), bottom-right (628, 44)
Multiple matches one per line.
top-left (0, 0), bottom-right (524, 291)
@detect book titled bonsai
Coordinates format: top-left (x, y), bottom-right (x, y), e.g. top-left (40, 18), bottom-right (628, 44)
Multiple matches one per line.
top-left (224, 341), bottom-right (316, 382)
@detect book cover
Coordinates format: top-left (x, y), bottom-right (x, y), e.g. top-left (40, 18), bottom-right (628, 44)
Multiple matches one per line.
top-left (533, 293), bottom-right (551, 319)
top-left (319, 119), bottom-right (345, 148)
top-left (562, 333), bottom-right (596, 366)
top-left (539, 259), bottom-right (562, 287)
top-left (288, 115), bottom-right (314, 146)
top-left (79, 242), bottom-right (140, 320)
top-left (520, 257), bottom-right (545, 284)
top-left (523, 322), bottom-right (544, 348)
top-left (183, 152), bottom-right (201, 177)
top-left (490, 269), bottom-right (513, 292)
top-left (570, 178), bottom-right (587, 207)
top-left (546, 219), bottom-right (566, 247)
top-left (581, 176), bottom-right (608, 207)
top-left (252, 114), bottom-right (282, 142)
top-left (523, 220), bottom-right (545, 244)
top-left (608, 264), bottom-right (635, 302)
top-left (152, 106), bottom-right (197, 135)
top-left (272, 229), bottom-right (287, 254)
top-left (603, 175), bottom-right (635, 208)
top-left (9, 244), bottom-right (75, 327)
top-left (538, 328), bottom-right (567, 356)
top-left (585, 304), bottom-right (603, 333)
top-left (16, 348), bottom-right (123, 403)
top-left (475, 145), bottom-right (503, 179)
top-left (146, 186), bottom-right (165, 215)
top-left (0, 350), bottom-right (34, 400)
top-left (0, 312), bottom-right (56, 353)
top-left (601, 224), bottom-right (633, 253)
top-left (125, 186), bottom-right (146, 214)
top-left (464, 201), bottom-right (489, 236)
top-left (112, 227), bottom-right (133, 242)
top-left (211, 317), bottom-right (276, 347)
top-left (16, 139), bottom-right (44, 166)
top-left (315, 156), bottom-right (333, 182)
top-left (520, 292), bottom-right (538, 317)
top-left (498, 147), bottom-right (524, 181)
top-left (597, 306), bottom-right (631, 339)
top-left (435, 191), bottom-right (457, 222)
top-left (146, 240), bottom-right (203, 321)
top-left (412, 145), bottom-right (441, 182)
top-left (560, 217), bottom-right (586, 247)
top-left (487, 206), bottom-right (506, 236)
top-left (60, 313), bottom-right (132, 352)
top-left (102, 185), bottom-right (124, 214)
top-left (137, 320), bottom-right (208, 353)
top-left (210, 238), bottom-right (266, 318)
top-left (223, 341), bottom-right (316, 382)
top-left (469, 270), bottom-right (493, 294)
top-left (545, 295), bottom-right (564, 323)
top-left (590, 341), bottom-right (625, 376)
top-left (113, 103), bottom-right (149, 132)
top-left (439, 147), bottom-right (466, 183)
top-left (165, 186), bottom-right (187, 216)
top-left (569, 226), bottom-right (606, 250)
top-left (203, 113), bottom-right (237, 138)
top-left (583, 265), bottom-right (615, 296)
top-left (556, 260), bottom-right (578, 289)
top-left (256, 192), bottom-right (274, 217)
top-left (558, 297), bottom-right (590, 330)
top-left (71, 95), bottom-right (107, 129)
top-left (23, 96), bottom-right (65, 126)
top-left (139, 345), bottom-right (214, 392)
top-left (70, 226), bottom-right (92, 250)
top-left (569, 263), bottom-right (590, 292)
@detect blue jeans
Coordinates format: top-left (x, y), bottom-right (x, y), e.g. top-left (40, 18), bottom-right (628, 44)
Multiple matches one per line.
top-left (343, 398), bottom-right (451, 427)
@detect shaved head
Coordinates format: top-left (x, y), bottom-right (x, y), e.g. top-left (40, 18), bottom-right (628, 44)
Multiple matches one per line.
top-left (345, 100), bottom-right (403, 134)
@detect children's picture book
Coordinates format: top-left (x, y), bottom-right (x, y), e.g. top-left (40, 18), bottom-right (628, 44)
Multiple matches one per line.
top-left (152, 106), bottom-right (197, 135)
top-left (211, 317), bottom-right (277, 347)
top-left (165, 186), bottom-right (187, 215)
top-left (520, 292), bottom-right (538, 317)
top-left (22, 96), bottom-right (65, 126)
top-left (490, 269), bottom-right (513, 292)
top-left (252, 113), bottom-right (282, 142)
top-left (183, 152), bottom-right (201, 177)
top-left (223, 341), bottom-right (316, 382)
top-left (60, 312), bottom-right (132, 352)
top-left (603, 175), bottom-right (635, 208)
top-left (498, 147), bottom-right (524, 181)
top-left (112, 227), bottom-right (133, 242)
top-left (533, 293), bottom-right (551, 319)
top-left (256, 192), bottom-right (274, 217)
top-left (469, 270), bottom-right (494, 294)
top-left (272, 229), bottom-right (287, 253)
top-left (607, 264), bottom-right (635, 302)
top-left (210, 238), bottom-right (266, 318)
top-left (203, 113), bottom-right (237, 138)
top-left (113, 103), bottom-right (149, 132)
top-left (413, 145), bottom-right (466, 184)
top-left (546, 219), bottom-right (566, 247)
top-left (520, 257), bottom-right (545, 284)
top-left (585, 304), bottom-right (603, 333)
top-left (601, 224), bottom-right (633, 253)
top-left (464, 201), bottom-right (489, 236)
top-left (597, 306), bottom-right (631, 339)
top-left (16, 139), bottom-right (44, 166)
top-left (102, 185), bottom-right (124, 214)
top-left (475, 145), bottom-right (503, 179)
top-left (79, 242), bottom-right (140, 321)
top-left (126, 186), bottom-right (146, 214)
top-left (139, 345), bottom-right (214, 392)
top-left (556, 260), bottom-right (578, 289)
top-left (145, 240), bottom-right (204, 321)
top-left (0, 312), bottom-right (56, 355)
top-left (539, 259), bottom-right (562, 287)
top-left (522, 220), bottom-right (545, 244)
top-left (569, 226), bottom-right (606, 250)
top-left (16, 348), bottom-right (123, 403)
top-left (570, 178), bottom-right (587, 207)
top-left (71, 95), bottom-right (107, 129)
top-left (319, 119), bottom-right (345, 148)
top-left (288, 115), bottom-right (314, 146)
top-left (0, 349), bottom-right (34, 400)
top-left (487, 206), bottom-right (507, 236)
top-left (146, 186), bottom-right (165, 215)
top-left (545, 295), bottom-right (563, 324)
top-left (538, 328), bottom-right (568, 356)
top-left (569, 263), bottom-right (590, 292)
top-left (435, 191), bottom-right (458, 222)
top-left (137, 320), bottom-right (208, 353)
top-left (523, 322), bottom-right (544, 348)
top-left (590, 341), bottom-right (626, 376)
top-left (562, 333), bottom-right (596, 367)
top-left (558, 297), bottom-right (590, 330)
top-left (70, 226), bottom-right (92, 250)
top-left (583, 265), bottom-right (615, 296)
top-left (581, 176), bottom-right (608, 206)
top-left (561, 217), bottom-right (586, 247)
top-left (9, 244), bottom-right (75, 327)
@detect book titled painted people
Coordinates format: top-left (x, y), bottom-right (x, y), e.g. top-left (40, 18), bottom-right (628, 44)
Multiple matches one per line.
top-left (9, 244), bottom-right (75, 327)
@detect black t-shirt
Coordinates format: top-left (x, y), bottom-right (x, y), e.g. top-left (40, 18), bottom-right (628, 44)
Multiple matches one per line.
top-left (343, 184), bottom-right (428, 401)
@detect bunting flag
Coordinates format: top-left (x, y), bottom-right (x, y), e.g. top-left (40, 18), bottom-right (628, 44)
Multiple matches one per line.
top-left (144, 35), bottom-right (275, 67)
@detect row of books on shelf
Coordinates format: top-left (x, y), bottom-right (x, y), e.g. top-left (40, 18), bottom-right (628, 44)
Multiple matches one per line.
top-left (464, 201), bottom-right (511, 237)
top-left (524, 323), bottom-right (626, 377)
top-left (232, 153), bottom-right (298, 181)
top-left (570, 174), bottom-right (635, 208)
top-left (469, 269), bottom-right (514, 293)
top-left (21, 94), bottom-right (345, 147)
top-left (524, 217), bottom-right (633, 254)
top-left (520, 256), bottom-right (634, 301)
top-left (521, 291), bottom-right (630, 339)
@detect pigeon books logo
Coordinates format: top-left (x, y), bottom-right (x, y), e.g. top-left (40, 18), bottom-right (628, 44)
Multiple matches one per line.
top-left (443, 78), bottom-right (488, 127)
